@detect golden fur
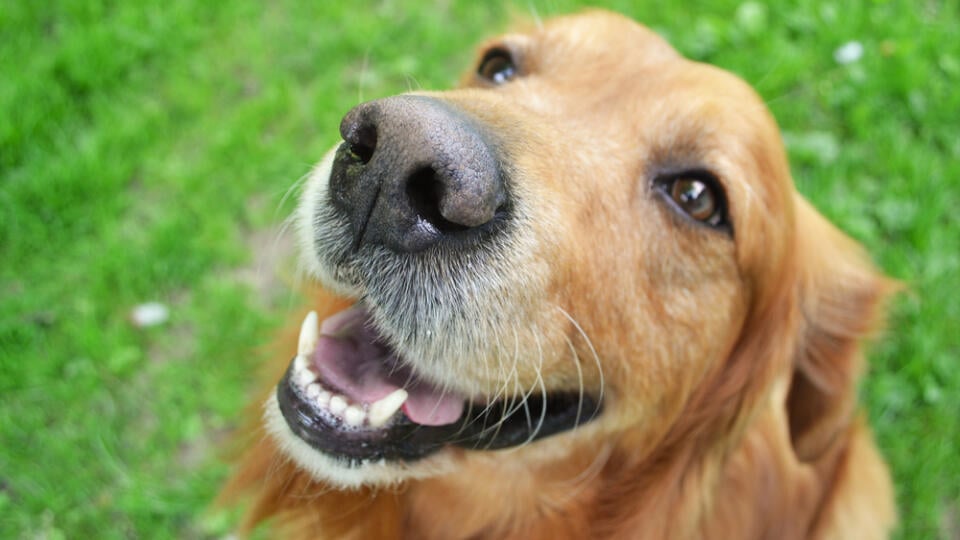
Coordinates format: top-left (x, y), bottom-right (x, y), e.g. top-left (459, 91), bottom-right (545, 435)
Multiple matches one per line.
top-left (222, 10), bottom-right (897, 539)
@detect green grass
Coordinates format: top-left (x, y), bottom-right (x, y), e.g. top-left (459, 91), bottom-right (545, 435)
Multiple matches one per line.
top-left (1, 0), bottom-right (957, 538)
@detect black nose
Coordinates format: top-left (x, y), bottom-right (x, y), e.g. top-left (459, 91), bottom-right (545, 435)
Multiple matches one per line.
top-left (329, 95), bottom-right (507, 253)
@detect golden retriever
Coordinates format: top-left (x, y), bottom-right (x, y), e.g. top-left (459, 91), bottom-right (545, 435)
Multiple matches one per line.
top-left (223, 10), bottom-right (897, 539)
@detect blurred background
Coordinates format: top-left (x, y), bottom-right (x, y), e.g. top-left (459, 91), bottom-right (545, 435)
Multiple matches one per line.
top-left (1, 0), bottom-right (957, 538)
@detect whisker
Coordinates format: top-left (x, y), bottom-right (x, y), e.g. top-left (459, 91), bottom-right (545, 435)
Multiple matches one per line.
top-left (277, 168), bottom-right (313, 220)
top-left (475, 334), bottom-right (544, 448)
top-left (357, 48), bottom-right (371, 104)
top-left (526, 2), bottom-right (544, 29)
top-left (520, 330), bottom-right (548, 447)
top-left (482, 330), bottom-right (522, 449)
top-left (553, 442), bottom-right (614, 505)
top-left (485, 324), bottom-right (519, 415)
top-left (404, 73), bottom-right (423, 93)
top-left (439, 320), bottom-right (513, 443)
top-left (249, 169), bottom-right (313, 309)
top-left (557, 306), bottom-right (604, 418)
top-left (762, 86), bottom-right (804, 107)
top-left (750, 55), bottom-right (785, 95)
top-left (563, 333), bottom-right (586, 428)
top-left (458, 324), bottom-right (523, 450)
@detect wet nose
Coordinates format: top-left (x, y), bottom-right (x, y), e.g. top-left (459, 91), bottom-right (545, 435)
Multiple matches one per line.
top-left (329, 95), bottom-right (507, 253)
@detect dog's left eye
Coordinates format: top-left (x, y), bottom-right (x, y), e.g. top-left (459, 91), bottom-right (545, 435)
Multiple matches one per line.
top-left (658, 173), bottom-right (729, 229)
top-left (477, 48), bottom-right (517, 84)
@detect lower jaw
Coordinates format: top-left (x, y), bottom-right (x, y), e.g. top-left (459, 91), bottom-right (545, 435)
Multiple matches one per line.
top-left (264, 393), bottom-right (452, 488)
top-left (275, 361), bottom-right (603, 465)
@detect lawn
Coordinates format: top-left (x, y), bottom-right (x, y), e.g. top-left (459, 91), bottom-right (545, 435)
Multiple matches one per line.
top-left (1, 0), bottom-right (957, 538)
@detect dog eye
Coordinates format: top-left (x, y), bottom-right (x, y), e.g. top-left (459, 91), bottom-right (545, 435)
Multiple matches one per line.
top-left (659, 173), bottom-right (729, 229)
top-left (477, 48), bottom-right (517, 84)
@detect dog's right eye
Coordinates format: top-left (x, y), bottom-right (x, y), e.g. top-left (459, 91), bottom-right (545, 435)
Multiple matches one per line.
top-left (655, 172), bottom-right (731, 232)
top-left (477, 49), bottom-right (517, 85)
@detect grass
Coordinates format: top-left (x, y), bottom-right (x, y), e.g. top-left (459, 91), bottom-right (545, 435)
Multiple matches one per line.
top-left (1, 0), bottom-right (957, 538)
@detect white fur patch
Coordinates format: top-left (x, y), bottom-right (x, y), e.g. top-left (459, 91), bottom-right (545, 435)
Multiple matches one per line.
top-left (295, 146), bottom-right (362, 298)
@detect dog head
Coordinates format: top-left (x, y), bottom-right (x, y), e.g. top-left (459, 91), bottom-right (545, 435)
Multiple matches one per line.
top-left (265, 10), bottom-right (892, 488)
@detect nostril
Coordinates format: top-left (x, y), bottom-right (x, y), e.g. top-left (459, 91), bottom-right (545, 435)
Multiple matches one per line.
top-left (406, 168), bottom-right (471, 234)
top-left (337, 96), bottom-right (507, 252)
top-left (347, 123), bottom-right (377, 164)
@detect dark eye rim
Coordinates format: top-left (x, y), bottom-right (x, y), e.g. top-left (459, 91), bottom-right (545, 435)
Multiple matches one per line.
top-left (476, 47), bottom-right (519, 85)
top-left (654, 170), bottom-right (732, 234)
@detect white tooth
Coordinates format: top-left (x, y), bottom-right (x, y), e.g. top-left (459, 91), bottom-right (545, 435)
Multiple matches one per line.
top-left (293, 354), bottom-right (309, 373)
top-left (329, 395), bottom-right (347, 415)
top-left (344, 405), bottom-right (365, 427)
top-left (367, 389), bottom-right (408, 428)
top-left (316, 390), bottom-right (331, 407)
top-left (305, 383), bottom-right (321, 399)
top-left (294, 368), bottom-right (316, 387)
top-left (298, 311), bottom-right (319, 356)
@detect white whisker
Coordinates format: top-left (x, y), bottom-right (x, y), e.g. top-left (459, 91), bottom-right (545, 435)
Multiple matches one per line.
top-left (558, 306), bottom-right (604, 416)
top-left (751, 55), bottom-right (784, 95)
top-left (357, 48), bottom-right (371, 103)
top-left (404, 74), bottom-right (423, 93)
top-left (277, 168), bottom-right (314, 220)
top-left (484, 338), bottom-right (523, 448)
top-left (553, 442), bottom-right (614, 505)
top-left (563, 333), bottom-right (586, 428)
top-left (527, 2), bottom-right (543, 29)
top-left (489, 325), bottom-right (520, 414)
top-left (520, 330), bottom-right (548, 447)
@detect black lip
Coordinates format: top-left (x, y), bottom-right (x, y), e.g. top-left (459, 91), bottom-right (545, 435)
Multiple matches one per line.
top-left (276, 360), bottom-right (601, 464)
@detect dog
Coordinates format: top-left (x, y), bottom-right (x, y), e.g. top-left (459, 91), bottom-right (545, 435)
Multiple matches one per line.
top-left (223, 10), bottom-right (897, 539)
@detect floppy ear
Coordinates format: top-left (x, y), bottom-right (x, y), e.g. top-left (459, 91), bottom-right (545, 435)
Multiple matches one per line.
top-left (786, 197), bottom-right (897, 462)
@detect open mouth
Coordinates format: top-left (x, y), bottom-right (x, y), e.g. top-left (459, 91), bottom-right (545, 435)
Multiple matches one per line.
top-left (276, 308), bottom-right (601, 464)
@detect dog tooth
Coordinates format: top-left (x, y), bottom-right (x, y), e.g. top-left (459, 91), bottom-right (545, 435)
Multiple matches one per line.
top-left (367, 389), bottom-right (408, 428)
top-left (343, 405), bottom-right (365, 427)
top-left (293, 354), bottom-right (309, 373)
top-left (294, 368), bottom-right (316, 387)
top-left (329, 395), bottom-right (348, 415)
top-left (305, 383), bottom-right (321, 399)
top-left (298, 311), bottom-right (319, 356)
top-left (316, 390), bottom-right (331, 407)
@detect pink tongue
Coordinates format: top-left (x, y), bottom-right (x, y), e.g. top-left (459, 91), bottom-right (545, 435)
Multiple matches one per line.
top-left (313, 306), bottom-right (464, 426)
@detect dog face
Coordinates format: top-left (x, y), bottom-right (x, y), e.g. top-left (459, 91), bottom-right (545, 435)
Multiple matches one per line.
top-left (266, 11), bottom-right (858, 488)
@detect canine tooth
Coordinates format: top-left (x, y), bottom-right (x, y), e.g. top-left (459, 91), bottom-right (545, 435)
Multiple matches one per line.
top-left (305, 383), bottom-right (321, 399)
top-left (293, 354), bottom-right (309, 373)
top-left (298, 311), bottom-right (319, 356)
top-left (343, 405), bottom-right (365, 427)
top-left (367, 389), bottom-right (408, 428)
top-left (329, 395), bottom-right (347, 415)
top-left (294, 368), bottom-right (316, 387)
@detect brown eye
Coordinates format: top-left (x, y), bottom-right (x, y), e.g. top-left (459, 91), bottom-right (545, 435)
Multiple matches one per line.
top-left (671, 178), bottom-right (716, 222)
top-left (477, 49), bottom-right (517, 84)
top-left (659, 173), bottom-right (729, 230)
